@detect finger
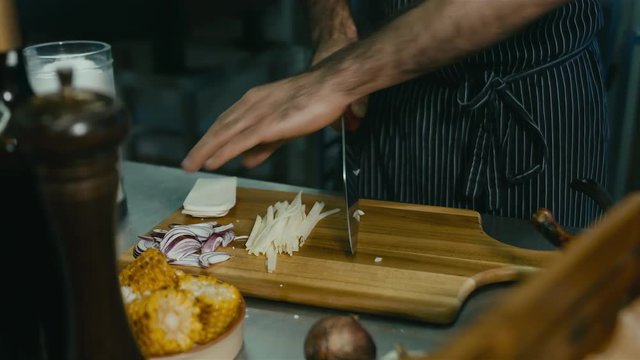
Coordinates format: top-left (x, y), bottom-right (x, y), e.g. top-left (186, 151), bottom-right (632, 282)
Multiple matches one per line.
top-left (242, 141), bottom-right (283, 169)
top-left (182, 93), bottom-right (260, 172)
top-left (202, 125), bottom-right (267, 171)
top-left (182, 127), bottom-right (222, 172)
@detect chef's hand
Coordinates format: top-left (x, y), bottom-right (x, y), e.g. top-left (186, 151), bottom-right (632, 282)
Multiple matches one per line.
top-left (181, 72), bottom-right (352, 172)
top-left (312, 39), bottom-right (368, 132)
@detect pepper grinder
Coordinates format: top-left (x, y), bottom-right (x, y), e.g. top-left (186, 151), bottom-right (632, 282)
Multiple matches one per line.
top-left (14, 68), bottom-right (142, 359)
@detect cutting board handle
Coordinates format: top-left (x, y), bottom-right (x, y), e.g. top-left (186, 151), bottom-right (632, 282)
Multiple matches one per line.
top-left (427, 192), bottom-right (640, 360)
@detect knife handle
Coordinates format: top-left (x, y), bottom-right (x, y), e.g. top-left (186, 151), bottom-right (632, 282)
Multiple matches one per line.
top-left (531, 208), bottom-right (575, 247)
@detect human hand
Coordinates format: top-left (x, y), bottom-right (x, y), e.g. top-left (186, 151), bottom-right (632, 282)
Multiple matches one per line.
top-left (181, 72), bottom-right (352, 172)
top-left (312, 39), bottom-right (367, 132)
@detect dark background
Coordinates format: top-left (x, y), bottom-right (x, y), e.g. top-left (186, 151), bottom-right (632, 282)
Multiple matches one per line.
top-left (14, 0), bottom-right (640, 200)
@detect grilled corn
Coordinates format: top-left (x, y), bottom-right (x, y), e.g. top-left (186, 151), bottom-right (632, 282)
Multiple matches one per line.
top-left (119, 248), bottom-right (178, 295)
top-left (126, 289), bottom-right (202, 357)
top-left (179, 275), bottom-right (242, 344)
top-left (120, 248), bottom-right (243, 356)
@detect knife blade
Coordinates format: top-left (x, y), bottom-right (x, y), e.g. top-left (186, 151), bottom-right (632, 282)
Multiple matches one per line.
top-left (341, 116), bottom-right (360, 255)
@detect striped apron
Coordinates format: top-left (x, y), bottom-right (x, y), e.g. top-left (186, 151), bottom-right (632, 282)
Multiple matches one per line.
top-left (354, 0), bottom-right (609, 228)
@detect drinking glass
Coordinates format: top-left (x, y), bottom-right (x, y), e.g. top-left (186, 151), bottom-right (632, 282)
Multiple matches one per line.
top-left (23, 40), bottom-right (116, 96)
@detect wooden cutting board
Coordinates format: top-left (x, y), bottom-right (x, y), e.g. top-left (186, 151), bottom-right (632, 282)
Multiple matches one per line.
top-left (118, 187), bottom-right (558, 324)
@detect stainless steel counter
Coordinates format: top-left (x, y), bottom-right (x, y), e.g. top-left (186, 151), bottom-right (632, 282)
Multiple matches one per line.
top-left (121, 160), bottom-right (558, 359)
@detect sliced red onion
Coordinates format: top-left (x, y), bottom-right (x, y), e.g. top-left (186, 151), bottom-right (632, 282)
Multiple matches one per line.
top-left (138, 233), bottom-right (164, 243)
top-left (137, 221), bottom-right (240, 267)
top-left (133, 239), bottom-right (157, 258)
top-left (159, 228), bottom-right (198, 253)
top-left (212, 223), bottom-right (234, 233)
top-left (164, 238), bottom-right (201, 260)
top-left (221, 231), bottom-right (235, 247)
top-left (199, 252), bottom-right (230, 266)
top-left (167, 254), bottom-right (202, 267)
top-left (160, 228), bottom-right (202, 260)
top-left (169, 222), bottom-right (217, 241)
top-left (149, 229), bottom-right (168, 240)
top-left (132, 246), bottom-right (143, 258)
top-left (202, 236), bottom-right (223, 253)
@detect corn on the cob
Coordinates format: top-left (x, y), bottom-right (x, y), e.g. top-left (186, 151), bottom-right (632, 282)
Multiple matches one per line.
top-left (179, 275), bottom-right (242, 344)
top-left (120, 248), bottom-right (243, 356)
top-left (119, 248), bottom-right (178, 295)
top-left (126, 289), bottom-right (202, 357)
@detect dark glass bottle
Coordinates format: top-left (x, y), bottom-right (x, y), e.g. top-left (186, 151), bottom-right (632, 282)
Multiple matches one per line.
top-left (0, 0), bottom-right (72, 359)
top-left (0, 0), bottom-right (31, 116)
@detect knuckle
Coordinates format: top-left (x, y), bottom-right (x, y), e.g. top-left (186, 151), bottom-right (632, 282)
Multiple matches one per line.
top-left (244, 87), bottom-right (261, 101)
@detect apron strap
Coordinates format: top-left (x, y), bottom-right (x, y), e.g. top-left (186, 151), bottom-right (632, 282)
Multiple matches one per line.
top-left (456, 41), bottom-right (592, 210)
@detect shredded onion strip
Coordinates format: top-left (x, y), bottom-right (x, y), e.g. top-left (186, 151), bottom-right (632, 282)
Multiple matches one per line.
top-left (245, 191), bottom-right (340, 273)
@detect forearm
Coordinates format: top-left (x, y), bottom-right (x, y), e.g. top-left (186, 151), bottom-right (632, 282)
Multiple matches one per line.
top-left (307, 0), bottom-right (358, 48)
top-left (315, 0), bottom-right (570, 100)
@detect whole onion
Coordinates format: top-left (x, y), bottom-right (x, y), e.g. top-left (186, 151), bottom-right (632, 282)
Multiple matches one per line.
top-left (304, 315), bottom-right (376, 360)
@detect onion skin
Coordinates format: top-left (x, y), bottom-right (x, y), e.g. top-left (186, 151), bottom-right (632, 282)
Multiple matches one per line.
top-left (304, 315), bottom-right (376, 360)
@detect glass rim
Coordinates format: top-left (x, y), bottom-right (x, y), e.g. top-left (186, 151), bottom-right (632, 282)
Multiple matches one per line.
top-left (23, 40), bottom-right (112, 60)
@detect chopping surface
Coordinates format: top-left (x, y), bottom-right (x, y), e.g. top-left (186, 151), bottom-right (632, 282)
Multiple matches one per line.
top-left (119, 187), bottom-right (558, 324)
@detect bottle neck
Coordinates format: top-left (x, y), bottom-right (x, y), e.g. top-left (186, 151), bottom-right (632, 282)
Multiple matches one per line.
top-left (0, 0), bottom-right (22, 53)
top-left (0, 0), bottom-right (32, 139)
top-left (0, 49), bottom-right (33, 141)
top-left (1, 49), bottom-right (32, 102)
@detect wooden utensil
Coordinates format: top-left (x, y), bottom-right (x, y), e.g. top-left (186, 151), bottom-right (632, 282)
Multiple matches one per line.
top-left (16, 69), bottom-right (142, 359)
top-left (425, 192), bottom-right (640, 359)
top-left (532, 208), bottom-right (575, 246)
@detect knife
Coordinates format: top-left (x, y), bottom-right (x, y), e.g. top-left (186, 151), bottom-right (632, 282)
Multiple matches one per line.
top-left (341, 116), bottom-right (360, 255)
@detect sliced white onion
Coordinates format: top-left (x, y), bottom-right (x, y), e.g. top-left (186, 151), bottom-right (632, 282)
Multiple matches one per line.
top-left (353, 209), bottom-right (365, 222)
top-left (245, 191), bottom-right (340, 272)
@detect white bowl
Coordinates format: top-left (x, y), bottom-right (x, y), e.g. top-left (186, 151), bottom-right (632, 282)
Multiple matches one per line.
top-left (150, 298), bottom-right (245, 360)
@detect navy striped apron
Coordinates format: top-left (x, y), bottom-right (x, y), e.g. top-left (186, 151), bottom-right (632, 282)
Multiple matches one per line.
top-left (355, 0), bottom-right (608, 228)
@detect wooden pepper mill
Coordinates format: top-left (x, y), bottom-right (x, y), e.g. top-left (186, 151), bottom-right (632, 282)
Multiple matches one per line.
top-left (13, 69), bottom-right (142, 359)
